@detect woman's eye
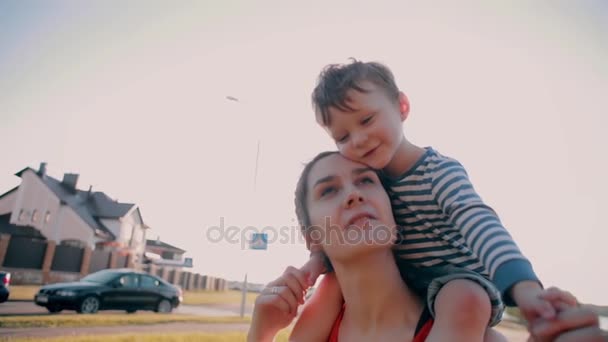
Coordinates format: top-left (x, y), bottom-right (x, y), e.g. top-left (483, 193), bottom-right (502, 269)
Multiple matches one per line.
top-left (358, 176), bottom-right (375, 185)
top-left (320, 186), bottom-right (336, 197)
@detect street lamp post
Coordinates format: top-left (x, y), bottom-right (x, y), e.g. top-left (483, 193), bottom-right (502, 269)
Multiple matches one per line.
top-left (226, 96), bottom-right (261, 193)
top-left (226, 95), bottom-right (262, 318)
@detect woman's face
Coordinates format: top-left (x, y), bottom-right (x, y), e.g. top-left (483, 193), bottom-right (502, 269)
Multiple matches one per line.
top-left (305, 153), bottom-right (397, 263)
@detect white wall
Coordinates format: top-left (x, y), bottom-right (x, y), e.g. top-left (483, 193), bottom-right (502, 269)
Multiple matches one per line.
top-left (10, 170), bottom-right (61, 236)
top-left (52, 205), bottom-right (95, 246)
top-left (99, 218), bottom-right (122, 241)
top-left (9, 169), bottom-right (94, 246)
top-left (100, 214), bottom-right (146, 261)
top-left (0, 189), bottom-right (17, 215)
top-left (121, 208), bottom-right (146, 260)
top-left (5, 169), bottom-right (144, 252)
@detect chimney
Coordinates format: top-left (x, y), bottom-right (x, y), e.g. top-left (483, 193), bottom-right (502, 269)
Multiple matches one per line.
top-left (38, 162), bottom-right (47, 177)
top-left (87, 185), bottom-right (93, 198)
top-left (62, 173), bottom-right (79, 193)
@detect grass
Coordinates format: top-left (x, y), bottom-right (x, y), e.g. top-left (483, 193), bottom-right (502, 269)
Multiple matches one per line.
top-left (182, 289), bottom-right (258, 306)
top-left (8, 285), bottom-right (39, 301)
top-left (8, 330), bottom-right (291, 342)
top-left (9, 286), bottom-right (258, 306)
top-left (0, 313), bottom-right (250, 329)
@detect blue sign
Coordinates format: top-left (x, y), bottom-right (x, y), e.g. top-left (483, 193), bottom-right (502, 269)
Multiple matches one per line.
top-left (250, 233), bottom-right (268, 250)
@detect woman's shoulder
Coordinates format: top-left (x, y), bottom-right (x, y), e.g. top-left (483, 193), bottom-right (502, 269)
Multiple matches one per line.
top-left (327, 303), bottom-right (346, 342)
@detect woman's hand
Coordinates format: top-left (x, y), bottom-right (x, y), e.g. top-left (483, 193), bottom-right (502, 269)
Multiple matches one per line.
top-left (247, 266), bottom-right (310, 342)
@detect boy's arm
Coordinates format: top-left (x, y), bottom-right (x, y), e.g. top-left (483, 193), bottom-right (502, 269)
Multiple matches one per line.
top-left (430, 159), bottom-right (540, 305)
top-left (289, 273), bottom-right (343, 342)
top-left (429, 163), bottom-right (580, 328)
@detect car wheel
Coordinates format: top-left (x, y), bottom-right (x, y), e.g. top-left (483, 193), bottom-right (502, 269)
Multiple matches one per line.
top-left (155, 299), bottom-right (172, 313)
top-left (47, 306), bottom-right (63, 313)
top-left (77, 296), bottom-right (100, 314)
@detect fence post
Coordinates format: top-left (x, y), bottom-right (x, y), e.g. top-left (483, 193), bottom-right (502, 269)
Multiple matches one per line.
top-left (173, 269), bottom-right (181, 285)
top-left (126, 252), bottom-right (136, 269)
top-left (148, 263), bottom-right (156, 276)
top-left (108, 251), bottom-right (118, 269)
top-left (41, 240), bottom-right (56, 284)
top-left (80, 246), bottom-right (92, 276)
top-left (0, 234), bottom-right (11, 267)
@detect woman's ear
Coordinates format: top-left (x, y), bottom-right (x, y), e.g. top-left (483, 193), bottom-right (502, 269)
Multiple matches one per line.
top-left (305, 226), bottom-right (323, 252)
top-left (306, 238), bottom-right (322, 253)
top-left (398, 91), bottom-right (410, 121)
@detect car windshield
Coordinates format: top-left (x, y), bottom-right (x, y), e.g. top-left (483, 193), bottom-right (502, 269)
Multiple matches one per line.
top-left (81, 271), bottom-right (118, 284)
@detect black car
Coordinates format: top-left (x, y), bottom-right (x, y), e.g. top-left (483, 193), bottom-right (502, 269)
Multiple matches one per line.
top-left (34, 268), bottom-right (182, 314)
top-left (0, 271), bottom-right (10, 303)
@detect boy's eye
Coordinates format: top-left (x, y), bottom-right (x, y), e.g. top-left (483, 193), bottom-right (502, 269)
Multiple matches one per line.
top-left (336, 134), bottom-right (349, 143)
top-left (361, 115), bottom-right (374, 125)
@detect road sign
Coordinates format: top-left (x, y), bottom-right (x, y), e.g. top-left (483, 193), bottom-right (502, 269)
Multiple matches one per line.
top-left (250, 233), bottom-right (268, 250)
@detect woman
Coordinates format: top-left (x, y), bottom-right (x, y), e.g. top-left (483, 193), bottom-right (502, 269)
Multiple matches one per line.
top-left (248, 151), bottom-right (501, 341)
top-left (247, 152), bottom-right (605, 342)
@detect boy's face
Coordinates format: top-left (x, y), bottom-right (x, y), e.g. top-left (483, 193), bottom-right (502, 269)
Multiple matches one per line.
top-left (320, 81), bottom-right (409, 170)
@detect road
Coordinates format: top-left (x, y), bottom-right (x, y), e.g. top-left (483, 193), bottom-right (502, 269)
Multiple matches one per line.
top-left (0, 300), bottom-right (255, 339)
top-left (0, 300), bottom-right (253, 316)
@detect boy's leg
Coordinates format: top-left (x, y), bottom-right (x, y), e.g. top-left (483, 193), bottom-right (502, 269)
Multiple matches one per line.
top-left (426, 271), bottom-right (505, 327)
top-left (426, 279), bottom-right (492, 342)
top-left (484, 328), bottom-right (508, 342)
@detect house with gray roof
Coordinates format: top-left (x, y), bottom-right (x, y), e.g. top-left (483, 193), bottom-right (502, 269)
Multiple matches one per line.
top-left (0, 162), bottom-right (149, 265)
top-left (144, 237), bottom-right (192, 269)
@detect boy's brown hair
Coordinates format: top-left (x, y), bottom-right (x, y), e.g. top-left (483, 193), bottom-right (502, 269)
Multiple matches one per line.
top-left (311, 59), bottom-right (400, 126)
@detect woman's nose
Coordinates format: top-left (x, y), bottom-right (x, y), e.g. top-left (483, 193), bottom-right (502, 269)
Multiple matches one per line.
top-left (344, 188), bottom-right (364, 208)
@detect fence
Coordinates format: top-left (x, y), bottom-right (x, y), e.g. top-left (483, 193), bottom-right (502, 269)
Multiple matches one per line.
top-left (0, 234), bottom-right (227, 290)
top-left (3, 236), bottom-right (46, 269)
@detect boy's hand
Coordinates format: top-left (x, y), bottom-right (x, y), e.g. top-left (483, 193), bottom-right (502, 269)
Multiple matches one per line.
top-left (513, 282), bottom-right (581, 339)
top-left (526, 298), bottom-right (604, 342)
top-left (299, 249), bottom-right (326, 286)
top-left (538, 287), bottom-right (578, 308)
top-left (512, 281), bottom-right (557, 324)
top-left (527, 287), bottom-right (584, 342)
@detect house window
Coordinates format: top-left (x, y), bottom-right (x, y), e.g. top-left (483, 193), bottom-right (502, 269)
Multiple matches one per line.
top-left (18, 209), bottom-right (25, 221)
top-left (32, 210), bottom-right (39, 223)
top-left (44, 211), bottom-right (51, 223)
top-left (60, 239), bottom-right (87, 248)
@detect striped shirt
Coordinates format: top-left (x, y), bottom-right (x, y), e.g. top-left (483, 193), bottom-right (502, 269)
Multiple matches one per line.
top-left (382, 147), bottom-right (539, 305)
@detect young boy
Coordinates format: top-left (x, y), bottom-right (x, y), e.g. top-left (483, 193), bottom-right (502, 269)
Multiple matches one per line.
top-left (293, 59), bottom-right (569, 341)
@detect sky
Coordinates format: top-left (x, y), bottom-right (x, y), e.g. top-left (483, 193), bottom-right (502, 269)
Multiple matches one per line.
top-left (1, 0), bottom-right (607, 304)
